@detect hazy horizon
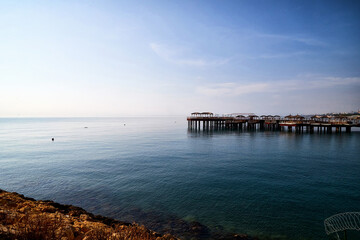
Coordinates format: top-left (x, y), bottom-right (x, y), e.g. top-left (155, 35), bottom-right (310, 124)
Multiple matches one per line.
top-left (1, 0), bottom-right (359, 117)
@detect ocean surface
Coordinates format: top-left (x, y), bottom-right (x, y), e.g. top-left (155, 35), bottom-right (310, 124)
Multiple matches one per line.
top-left (0, 117), bottom-right (359, 239)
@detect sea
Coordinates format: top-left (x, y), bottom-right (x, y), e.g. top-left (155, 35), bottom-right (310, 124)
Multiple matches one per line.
top-left (0, 117), bottom-right (359, 240)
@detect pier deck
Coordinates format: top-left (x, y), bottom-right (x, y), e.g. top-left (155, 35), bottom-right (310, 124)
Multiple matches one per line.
top-left (187, 113), bottom-right (360, 133)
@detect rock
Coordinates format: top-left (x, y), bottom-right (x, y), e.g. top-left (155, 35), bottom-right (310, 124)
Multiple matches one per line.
top-left (80, 214), bottom-right (90, 221)
top-left (57, 226), bottom-right (75, 240)
top-left (18, 206), bottom-right (31, 213)
top-left (40, 205), bottom-right (57, 213)
top-left (0, 189), bottom-right (178, 240)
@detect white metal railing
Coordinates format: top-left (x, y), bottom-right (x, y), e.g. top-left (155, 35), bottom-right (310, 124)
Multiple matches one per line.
top-left (324, 212), bottom-right (360, 240)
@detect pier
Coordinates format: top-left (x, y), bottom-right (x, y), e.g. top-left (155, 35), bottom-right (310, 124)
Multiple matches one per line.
top-left (187, 112), bottom-right (360, 133)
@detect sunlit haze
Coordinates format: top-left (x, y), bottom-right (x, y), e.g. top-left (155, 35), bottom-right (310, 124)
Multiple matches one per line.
top-left (1, 1), bottom-right (359, 117)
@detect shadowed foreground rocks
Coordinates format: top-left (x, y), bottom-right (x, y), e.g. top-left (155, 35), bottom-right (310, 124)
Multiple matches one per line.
top-left (0, 189), bottom-right (258, 240)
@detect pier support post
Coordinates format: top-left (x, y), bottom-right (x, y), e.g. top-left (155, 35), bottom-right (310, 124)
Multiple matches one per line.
top-left (310, 126), bottom-right (314, 133)
top-left (260, 121), bottom-right (265, 130)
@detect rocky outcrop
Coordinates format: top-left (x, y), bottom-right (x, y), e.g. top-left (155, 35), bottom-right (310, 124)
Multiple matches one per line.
top-left (0, 189), bottom-right (259, 240)
top-left (0, 189), bottom-right (177, 240)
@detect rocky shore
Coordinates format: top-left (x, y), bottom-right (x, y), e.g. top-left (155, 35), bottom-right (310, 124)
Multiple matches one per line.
top-left (0, 189), bottom-right (177, 240)
top-left (0, 189), bottom-right (258, 240)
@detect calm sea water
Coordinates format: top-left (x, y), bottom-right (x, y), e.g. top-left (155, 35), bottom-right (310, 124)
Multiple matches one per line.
top-left (0, 117), bottom-right (359, 239)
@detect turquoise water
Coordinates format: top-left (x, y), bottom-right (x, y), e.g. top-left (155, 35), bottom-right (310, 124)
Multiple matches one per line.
top-left (0, 117), bottom-right (359, 239)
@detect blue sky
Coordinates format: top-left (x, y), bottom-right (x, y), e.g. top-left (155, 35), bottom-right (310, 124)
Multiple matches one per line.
top-left (1, 0), bottom-right (359, 116)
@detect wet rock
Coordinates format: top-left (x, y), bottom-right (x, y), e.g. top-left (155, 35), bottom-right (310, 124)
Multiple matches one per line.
top-left (188, 221), bottom-right (211, 237)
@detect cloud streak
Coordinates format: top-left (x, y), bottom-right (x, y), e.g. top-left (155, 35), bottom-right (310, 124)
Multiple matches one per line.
top-left (229, 30), bottom-right (327, 60)
top-left (197, 76), bottom-right (360, 97)
top-left (255, 51), bottom-right (310, 59)
top-left (255, 32), bottom-right (327, 47)
top-left (150, 43), bottom-right (229, 67)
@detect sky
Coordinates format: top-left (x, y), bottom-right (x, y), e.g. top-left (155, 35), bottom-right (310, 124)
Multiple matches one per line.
top-left (1, 0), bottom-right (359, 117)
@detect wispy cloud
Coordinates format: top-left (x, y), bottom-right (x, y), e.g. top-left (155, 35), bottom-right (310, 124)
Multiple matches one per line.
top-left (197, 76), bottom-right (360, 97)
top-left (197, 82), bottom-right (269, 96)
top-left (150, 43), bottom-right (230, 67)
top-left (247, 51), bottom-right (310, 59)
top-left (230, 30), bottom-right (327, 60)
top-left (255, 32), bottom-right (327, 47)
